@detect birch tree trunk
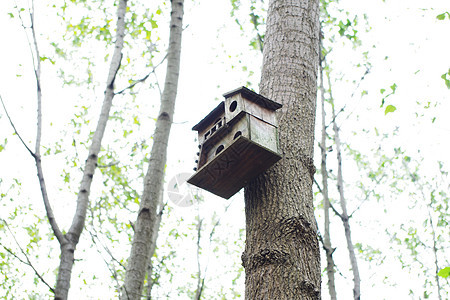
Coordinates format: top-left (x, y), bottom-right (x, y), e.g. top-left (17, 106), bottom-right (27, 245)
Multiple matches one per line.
top-left (319, 51), bottom-right (337, 300)
top-left (330, 100), bottom-right (361, 300)
top-left (145, 188), bottom-right (164, 299)
top-left (121, 1), bottom-right (184, 299)
top-left (54, 1), bottom-right (127, 298)
top-left (242, 0), bottom-right (321, 299)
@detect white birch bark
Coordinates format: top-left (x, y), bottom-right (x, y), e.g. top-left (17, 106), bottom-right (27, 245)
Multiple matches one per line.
top-left (121, 1), bottom-right (184, 299)
top-left (145, 189), bottom-right (164, 299)
top-left (319, 51), bottom-right (337, 300)
top-left (331, 100), bottom-right (361, 300)
top-left (53, 1), bottom-right (128, 298)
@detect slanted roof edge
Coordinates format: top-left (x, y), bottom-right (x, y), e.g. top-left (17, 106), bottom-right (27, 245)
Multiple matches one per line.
top-left (192, 101), bottom-right (224, 131)
top-left (222, 86), bottom-right (282, 111)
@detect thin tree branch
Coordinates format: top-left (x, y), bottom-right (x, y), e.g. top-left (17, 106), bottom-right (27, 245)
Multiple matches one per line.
top-left (97, 161), bottom-right (120, 168)
top-left (329, 69), bottom-right (361, 299)
top-left (13, 0), bottom-right (65, 245)
top-left (86, 225), bottom-right (124, 293)
top-left (0, 94), bottom-right (35, 157)
top-left (329, 202), bottom-right (342, 220)
top-left (13, 0), bottom-right (39, 85)
top-left (314, 177), bottom-right (342, 219)
top-left (29, 0), bottom-right (65, 245)
top-left (348, 191), bottom-right (371, 219)
top-left (1, 219), bottom-right (55, 294)
top-left (319, 44), bottom-right (338, 299)
top-left (115, 54), bottom-right (167, 95)
top-left (194, 215), bottom-right (204, 300)
top-left (313, 177), bottom-right (322, 193)
top-left (195, 198), bottom-right (235, 300)
top-left (325, 67), bottom-right (370, 129)
top-left (30, 1), bottom-right (42, 98)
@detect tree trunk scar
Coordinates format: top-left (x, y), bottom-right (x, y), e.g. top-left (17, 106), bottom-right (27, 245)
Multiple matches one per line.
top-left (241, 248), bottom-right (289, 270)
top-left (298, 152), bottom-right (316, 179)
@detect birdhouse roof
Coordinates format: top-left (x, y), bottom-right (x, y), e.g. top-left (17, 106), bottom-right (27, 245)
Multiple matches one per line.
top-left (192, 101), bottom-right (224, 131)
top-left (191, 87), bottom-right (282, 132)
top-left (223, 86), bottom-right (282, 111)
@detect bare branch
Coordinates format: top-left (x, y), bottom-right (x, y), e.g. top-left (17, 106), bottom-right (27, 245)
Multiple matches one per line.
top-left (13, 0), bottom-right (39, 84)
top-left (97, 161), bottom-right (120, 168)
top-left (88, 225), bottom-right (126, 270)
top-left (208, 199), bottom-right (234, 242)
top-left (194, 215), bottom-right (204, 300)
top-left (11, 0), bottom-right (65, 245)
top-left (1, 219), bottom-right (55, 294)
top-left (115, 73), bottom-right (150, 95)
top-left (194, 198), bottom-right (235, 300)
top-left (348, 191), bottom-right (370, 219)
top-left (325, 67), bottom-right (370, 129)
top-left (30, 0), bottom-right (65, 244)
top-left (0, 94), bottom-right (35, 157)
top-left (85, 222), bottom-right (125, 294)
top-left (313, 177), bottom-right (322, 193)
top-left (329, 202), bottom-right (342, 220)
top-left (115, 54), bottom-right (168, 96)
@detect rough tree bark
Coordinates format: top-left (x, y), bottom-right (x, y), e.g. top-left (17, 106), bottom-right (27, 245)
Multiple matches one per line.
top-left (121, 1), bottom-right (184, 299)
top-left (330, 95), bottom-right (361, 300)
top-left (319, 49), bottom-right (337, 300)
top-left (242, 0), bottom-right (321, 299)
top-left (53, 1), bottom-right (128, 298)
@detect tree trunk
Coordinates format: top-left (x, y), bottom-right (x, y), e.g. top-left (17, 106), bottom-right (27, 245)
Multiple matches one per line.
top-left (54, 0), bottom-right (127, 298)
top-left (319, 50), bottom-right (337, 300)
top-left (121, 1), bottom-right (184, 299)
top-left (330, 100), bottom-right (361, 300)
top-left (145, 189), bottom-right (164, 299)
top-left (242, 0), bottom-right (321, 299)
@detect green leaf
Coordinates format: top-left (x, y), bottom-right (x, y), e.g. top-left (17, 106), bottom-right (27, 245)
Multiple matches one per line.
top-left (436, 12), bottom-right (449, 20)
top-left (390, 83), bottom-right (397, 93)
top-left (380, 88), bottom-right (386, 94)
top-left (0, 138), bottom-right (6, 152)
top-left (438, 267), bottom-right (450, 278)
top-left (384, 105), bottom-right (396, 115)
top-left (150, 19), bottom-right (158, 29)
top-left (441, 69), bottom-right (450, 89)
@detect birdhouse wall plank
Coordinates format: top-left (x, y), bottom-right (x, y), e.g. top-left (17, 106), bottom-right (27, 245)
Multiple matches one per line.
top-left (248, 114), bottom-right (279, 154)
top-left (224, 94), bottom-right (278, 126)
top-left (187, 135), bottom-right (281, 199)
top-left (198, 112), bottom-right (249, 169)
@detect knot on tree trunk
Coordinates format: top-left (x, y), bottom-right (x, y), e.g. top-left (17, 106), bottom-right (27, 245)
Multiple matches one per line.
top-left (296, 279), bottom-right (321, 299)
top-left (158, 112), bottom-right (171, 121)
top-left (298, 152), bottom-right (316, 180)
top-left (241, 248), bottom-right (289, 270)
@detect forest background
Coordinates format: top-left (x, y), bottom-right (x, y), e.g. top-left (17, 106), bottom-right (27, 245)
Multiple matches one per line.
top-left (0, 0), bottom-right (449, 299)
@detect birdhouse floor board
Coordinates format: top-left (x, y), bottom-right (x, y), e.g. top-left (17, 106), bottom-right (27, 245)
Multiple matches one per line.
top-left (187, 136), bottom-right (282, 199)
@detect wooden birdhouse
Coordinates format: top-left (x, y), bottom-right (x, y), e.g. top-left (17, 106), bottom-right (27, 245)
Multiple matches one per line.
top-left (187, 86), bottom-right (282, 199)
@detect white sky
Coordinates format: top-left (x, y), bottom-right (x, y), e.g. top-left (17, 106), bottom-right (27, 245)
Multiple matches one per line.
top-left (0, 0), bottom-right (449, 299)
